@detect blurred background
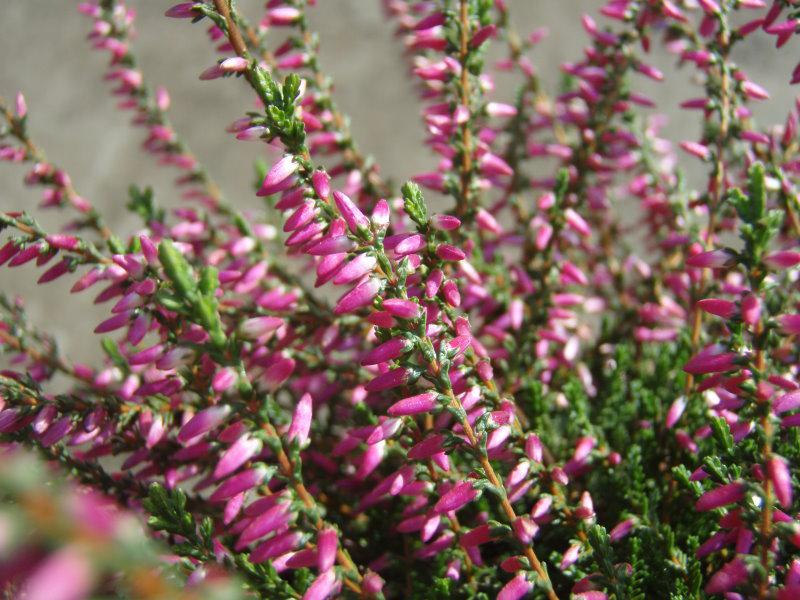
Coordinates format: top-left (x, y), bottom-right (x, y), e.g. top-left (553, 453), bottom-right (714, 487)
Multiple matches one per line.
top-left (0, 1), bottom-right (797, 367)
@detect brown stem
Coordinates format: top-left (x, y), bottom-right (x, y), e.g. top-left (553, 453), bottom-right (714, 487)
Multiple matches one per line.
top-left (444, 387), bottom-right (559, 600)
top-left (261, 422), bottom-right (363, 594)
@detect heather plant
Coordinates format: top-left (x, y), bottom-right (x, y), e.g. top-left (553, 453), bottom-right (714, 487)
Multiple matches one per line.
top-left (0, 1), bottom-right (799, 599)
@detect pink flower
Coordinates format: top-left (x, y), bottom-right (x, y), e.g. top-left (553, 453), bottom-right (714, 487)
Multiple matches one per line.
top-left (705, 558), bottom-right (748, 594)
top-left (302, 569), bottom-right (337, 600)
top-left (210, 466), bottom-right (269, 503)
top-left (686, 249), bottom-right (736, 269)
top-left (288, 393), bottom-right (313, 445)
top-left (333, 191), bottom-right (370, 234)
top-left (361, 337), bottom-right (410, 366)
top-left (214, 435), bottom-right (262, 480)
top-left (388, 392), bottom-right (439, 416)
top-left (695, 481), bottom-right (745, 511)
top-left (497, 573), bottom-right (533, 600)
top-left (434, 481), bottom-right (479, 514)
top-left (236, 502), bottom-right (293, 549)
top-left (334, 278), bottom-right (382, 314)
top-left (382, 298), bottom-right (421, 319)
top-left (23, 548), bottom-right (93, 600)
top-left (257, 156), bottom-right (298, 196)
top-left (777, 314), bottom-right (800, 335)
top-left (683, 345), bottom-right (738, 375)
top-left (665, 396), bottom-right (687, 429)
top-left (178, 405), bottom-right (231, 443)
top-left (697, 298), bottom-right (736, 319)
top-left (316, 527), bottom-right (338, 572)
top-left (768, 456), bottom-right (793, 508)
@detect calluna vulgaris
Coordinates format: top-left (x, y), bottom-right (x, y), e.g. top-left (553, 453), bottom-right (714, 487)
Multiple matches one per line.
top-left (1, 0), bottom-right (799, 598)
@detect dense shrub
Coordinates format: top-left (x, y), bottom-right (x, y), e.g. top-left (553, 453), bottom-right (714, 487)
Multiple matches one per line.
top-left (1, 1), bottom-right (799, 598)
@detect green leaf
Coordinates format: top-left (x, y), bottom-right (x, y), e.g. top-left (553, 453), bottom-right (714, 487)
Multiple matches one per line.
top-left (401, 181), bottom-right (429, 228)
top-left (158, 240), bottom-right (196, 298)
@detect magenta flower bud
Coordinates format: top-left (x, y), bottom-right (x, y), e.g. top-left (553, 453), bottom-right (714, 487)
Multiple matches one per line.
top-left (763, 250), bottom-right (800, 269)
top-left (371, 199), bottom-right (390, 230)
top-left (24, 548), bottom-right (93, 600)
top-left (575, 491), bottom-right (595, 520)
top-left (470, 24), bottom-right (496, 48)
top-left (214, 435), bottom-right (262, 480)
top-left (128, 343), bottom-right (164, 366)
top-left (740, 293), bottom-right (761, 327)
top-left (680, 140), bottom-right (711, 160)
top-left (334, 278), bottom-right (382, 314)
top-left (212, 367), bottom-right (237, 393)
top-left (94, 312), bottom-right (131, 334)
top-left (525, 433), bottom-right (543, 462)
top-left (697, 298), bottom-right (736, 319)
top-left (361, 337), bottom-right (410, 366)
top-left (165, 3), bottom-right (198, 18)
top-left (512, 516), bottom-right (538, 544)
top-left (240, 316), bottom-right (285, 339)
top-left (426, 268), bottom-right (444, 299)
top-left (365, 368), bottom-right (409, 392)
top-left (333, 190), bottom-right (370, 234)
top-left (210, 465), bottom-right (269, 502)
top-left (382, 298), bottom-right (421, 319)
top-left (236, 126), bottom-right (267, 141)
top-left (14, 91), bottom-right (27, 118)
top-left (250, 530), bottom-right (302, 563)
top-left (408, 434), bottom-right (445, 460)
top-left (284, 201), bottom-right (317, 232)
top-left (741, 80), bottom-right (769, 100)
top-left (264, 357), bottom-right (296, 389)
top-left (696, 481), bottom-right (745, 511)
top-left (302, 569), bottom-right (337, 600)
top-left (609, 518), bottom-right (636, 542)
top-left (774, 390), bottom-right (800, 414)
top-left (362, 571), bottom-right (385, 595)
top-left (388, 391), bottom-right (439, 417)
top-left (564, 208), bottom-right (592, 237)
top-left (768, 456), bottom-right (793, 508)
top-left (257, 156), bottom-right (298, 196)
top-left (498, 573), bottom-right (533, 600)
top-left (431, 213), bottom-right (461, 231)
top-left (560, 542), bottom-right (581, 570)
top-left (288, 393), bottom-right (313, 445)
top-left (486, 102), bottom-right (517, 118)
top-left (778, 314), bottom-right (800, 335)
top-left (220, 56), bottom-right (248, 72)
top-left (334, 253), bottom-right (377, 285)
top-left (683, 345), bottom-right (737, 375)
top-left (45, 234), bottom-right (80, 251)
top-left (686, 249), bottom-right (736, 269)
top-left (665, 396), bottom-right (687, 429)
top-left (479, 152), bottom-right (513, 177)
top-left (307, 235), bottom-right (357, 256)
top-left (178, 405), bottom-right (231, 443)
top-left (476, 208), bottom-right (503, 235)
top-left (317, 527), bottom-right (338, 572)
top-left (393, 234), bottom-right (426, 256)
top-left (436, 244), bottom-right (465, 261)
top-left (236, 503), bottom-right (293, 549)
top-left (705, 558), bottom-right (748, 594)
top-left (434, 481), bottom-right (479, 514)
top-left (312, 170), bottom-right (331, 201)
top-left (39, 416), bottom-right (73, 447)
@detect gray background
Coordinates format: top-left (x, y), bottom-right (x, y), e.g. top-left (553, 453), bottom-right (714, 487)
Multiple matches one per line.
top-left (1, 1), bottom-right (796, 367)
